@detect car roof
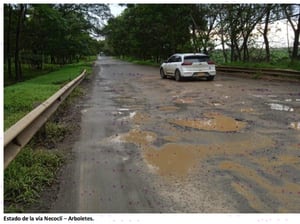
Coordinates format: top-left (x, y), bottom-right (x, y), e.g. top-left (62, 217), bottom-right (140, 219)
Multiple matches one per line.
top-left (173, 53), bottom-right (208, 57)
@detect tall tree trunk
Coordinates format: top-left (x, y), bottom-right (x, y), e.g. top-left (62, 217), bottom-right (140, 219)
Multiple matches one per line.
top-left (284, 5), bottom-right (300, 62)
top-left (263, 7), bottom-right (271, 62)
top-left (230, 28), bottom-right (236, 62)
top-left (291, 13), bottom-right (300, 61)
top-left (6, 4), bottom-right (13, 80)
top-left (15, 4), bottom-right (26, 82)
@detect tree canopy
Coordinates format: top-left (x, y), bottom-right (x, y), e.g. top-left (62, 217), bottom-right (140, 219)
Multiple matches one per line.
top-left (4, 3), bottom-right (112, 82)
top-left (103, 4), bottom-right (300, 64)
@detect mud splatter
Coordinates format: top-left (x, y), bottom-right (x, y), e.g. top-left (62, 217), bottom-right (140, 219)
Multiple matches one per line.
top-left (170, 112), bottom-right (246, 132)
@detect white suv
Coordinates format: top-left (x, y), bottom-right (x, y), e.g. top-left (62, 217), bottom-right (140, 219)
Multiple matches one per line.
top-left (160, 53), bottom-right (216, 81)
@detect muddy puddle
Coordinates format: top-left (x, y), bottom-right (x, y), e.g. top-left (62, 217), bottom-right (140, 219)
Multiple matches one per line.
top-left (114, 126), bottom-right (274, 179)
top-left (170, 112), bottom-right (247, 132)
top-left (147, 135), bottom-right (273, 178)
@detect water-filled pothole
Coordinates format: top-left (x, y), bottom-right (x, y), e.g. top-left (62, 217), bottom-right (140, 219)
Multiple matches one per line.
top-left (170, 112), bottom-right (247, 132)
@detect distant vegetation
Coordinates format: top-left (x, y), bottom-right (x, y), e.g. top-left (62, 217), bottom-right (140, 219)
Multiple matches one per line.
top-left (103, 4), bottom-right (300, 68)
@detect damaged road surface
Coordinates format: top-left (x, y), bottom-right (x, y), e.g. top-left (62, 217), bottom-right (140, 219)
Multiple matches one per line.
top-left (51, 56), bottom-right (300, 213)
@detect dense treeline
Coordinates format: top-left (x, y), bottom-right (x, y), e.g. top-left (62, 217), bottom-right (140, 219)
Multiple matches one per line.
top-left (103, 4), bottom-right (300, 64)
top-left (4, 4), bottom-right (112, 82)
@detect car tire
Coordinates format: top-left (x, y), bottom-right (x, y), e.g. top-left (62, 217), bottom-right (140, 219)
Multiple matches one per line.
top-left (175, 70), bottom-right (181, 81)
top-left (160, 68), bottom-right (166, 79)
top-left (207, 76), bottom-right (215, 81)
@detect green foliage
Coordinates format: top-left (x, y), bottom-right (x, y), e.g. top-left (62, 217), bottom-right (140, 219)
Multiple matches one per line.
top-left (4, 147), bottom-right (64, 212)
top-left (4, 4), bottom-right (110, 82)
top-left (104, 4), bottom-right (200, 61)
top-left (4, 59), bottom-right (93, 130)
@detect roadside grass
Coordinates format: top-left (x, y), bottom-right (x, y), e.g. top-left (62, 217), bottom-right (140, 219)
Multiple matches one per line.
top-left (219, 60), bottom-right (300, 71)
top-left (4, 146), bottom-right (64, 213)
top-left (210, 48), bottom-right (300, 71)
top-left (4, 59), bottom-right (94, 130)
top-left (4, 57), bottom-right (94, 212)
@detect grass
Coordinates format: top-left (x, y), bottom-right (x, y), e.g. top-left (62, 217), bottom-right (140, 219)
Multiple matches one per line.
top-left (210, 48), bottom-right (300, 71)
top-left (219, 60), bottom-right (300, 71)
top-left (4, 146), bottom-right (64, 212)
top-left (4, 57), bottom-right (94, 213)
top-left (4, 59), bottom-right (94, 130)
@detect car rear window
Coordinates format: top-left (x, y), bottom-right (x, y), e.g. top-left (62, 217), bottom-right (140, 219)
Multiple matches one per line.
top-left (184, 55), bottom-right (209, 63)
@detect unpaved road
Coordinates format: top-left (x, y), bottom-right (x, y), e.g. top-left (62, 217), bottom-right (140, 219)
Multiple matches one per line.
top-left (50, 56), bottom-right (300, 213)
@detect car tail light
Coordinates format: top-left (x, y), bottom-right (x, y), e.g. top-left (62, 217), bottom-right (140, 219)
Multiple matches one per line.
top-left (182, 61), bottom-right (192, 66)
top-left (207, 60), bottom-right (215, 64)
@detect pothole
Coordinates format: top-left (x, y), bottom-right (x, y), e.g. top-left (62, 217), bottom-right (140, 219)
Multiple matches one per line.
top-left (169, 112), bottom-right (247, 132)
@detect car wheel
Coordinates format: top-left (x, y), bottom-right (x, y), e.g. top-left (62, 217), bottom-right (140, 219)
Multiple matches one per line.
top-left (175, 70), bottom-right (181, 81)
top-left (160, 68), bottom-right (166, 79)
top-left (207, 76), bottom-right (215, 81)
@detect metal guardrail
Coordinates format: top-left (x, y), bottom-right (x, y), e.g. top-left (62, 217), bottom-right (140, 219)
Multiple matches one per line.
top-left (217, 66), bottom-right (300, 79)
top-left (4, 70), bottom-right (87, 169)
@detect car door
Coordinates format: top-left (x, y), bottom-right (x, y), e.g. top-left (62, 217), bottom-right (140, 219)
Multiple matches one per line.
top-left (168, 56), bottom-right (182, 76)
top-left (165, 55), bottom-right (176, 75)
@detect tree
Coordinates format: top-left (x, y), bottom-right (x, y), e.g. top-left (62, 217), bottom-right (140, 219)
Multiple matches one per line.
top-left (4, 3), bottom-right (111, 82)
top-left (283, 4), bottom-right (300, 61)
top-left (103, 4), bottom-right (202, 61)
top-left (4, 4), bottom-right (13, 79)
top-left (190, 4), bottom-right (218, 54)
top-left (14, 4), bottom-right (26, 81)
